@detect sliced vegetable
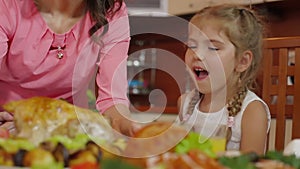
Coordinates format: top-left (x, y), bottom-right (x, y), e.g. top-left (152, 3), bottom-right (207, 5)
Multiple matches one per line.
top-left (175, 132), bottom-right (215, 158)
top-left (46, 134), bottom-right (90, 151)
top-left (0, 138), bottom-right (35, 153)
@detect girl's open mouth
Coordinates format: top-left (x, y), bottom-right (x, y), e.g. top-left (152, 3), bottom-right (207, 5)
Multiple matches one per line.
top-left (194, 67), bottom-right (209, 80)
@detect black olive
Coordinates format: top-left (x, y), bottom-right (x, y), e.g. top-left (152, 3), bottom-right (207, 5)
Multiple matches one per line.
top-left (13, 149), bottom-right (27, 167)
top-left (53, 142), bottom-right (69, 167)
top-left (86, 141), bottom-right (102, 162)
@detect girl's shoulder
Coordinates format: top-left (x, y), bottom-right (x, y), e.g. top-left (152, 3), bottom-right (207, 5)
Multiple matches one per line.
top-left (241, 90), bottom-right (271, 127)
top-left (243, 90), bottom-right (267, 108)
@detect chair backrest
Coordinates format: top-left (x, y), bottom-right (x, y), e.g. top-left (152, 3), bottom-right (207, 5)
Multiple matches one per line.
top-left (261, 36), bottom-right (300, 151)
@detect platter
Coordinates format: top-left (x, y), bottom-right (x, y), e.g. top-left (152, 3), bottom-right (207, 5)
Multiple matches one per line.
top-left (1, 97), bottom-right (299, 169)
top-left (0, 166), bottom-right (70, 169)
top-left (0, 167), bottom-right (30, 169)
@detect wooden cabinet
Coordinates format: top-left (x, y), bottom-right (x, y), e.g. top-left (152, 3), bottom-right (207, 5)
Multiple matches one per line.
top-left (167, 0), bottom-right (267, 15)
top-left (125, 0), bottom-right (283, 16)
top-left (168, 0), bottom-right (208, 15)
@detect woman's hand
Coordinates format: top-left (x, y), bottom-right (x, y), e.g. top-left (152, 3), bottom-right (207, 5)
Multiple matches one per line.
top-left (103, 104), bottom-right (140, 137)
top-left (0, 111), bottom-right (15, 134)
top-left (0, 111), bottom-right (14, 124)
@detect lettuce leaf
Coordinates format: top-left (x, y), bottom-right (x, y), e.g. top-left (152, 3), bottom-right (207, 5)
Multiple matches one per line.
top-left (174, 132), bottom-right (216, 158)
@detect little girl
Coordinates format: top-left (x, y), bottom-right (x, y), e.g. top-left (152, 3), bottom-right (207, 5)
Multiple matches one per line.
top-left (178, 4), bottom-right (271, 154)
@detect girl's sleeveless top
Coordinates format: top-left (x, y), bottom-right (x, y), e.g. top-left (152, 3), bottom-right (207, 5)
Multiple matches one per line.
top-left (178, 90), bottom-right (271, 151)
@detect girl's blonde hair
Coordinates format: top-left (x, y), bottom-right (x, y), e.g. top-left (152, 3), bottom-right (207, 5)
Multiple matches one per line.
top-left (186, 4), bottom-right (266, 143)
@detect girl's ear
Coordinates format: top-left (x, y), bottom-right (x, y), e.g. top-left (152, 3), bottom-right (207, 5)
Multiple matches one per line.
top-left (235, 50), bottom-right (253, 72)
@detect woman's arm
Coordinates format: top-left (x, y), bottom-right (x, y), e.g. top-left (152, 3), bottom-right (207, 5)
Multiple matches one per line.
top-left (0, 2), bottom-right (10, 69)
top-left (0, 1), bottom-right (15, 123)
top-left (240, 100), bottom-right (269, 154)
top-left (0, 0), bottom-right (17, 61)
top-left (95, 3), bottom-right (136, 136)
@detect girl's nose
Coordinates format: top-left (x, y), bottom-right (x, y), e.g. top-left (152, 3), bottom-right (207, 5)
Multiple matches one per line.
top-left (192, 51), bottom-right (205, 61)
top-left (196, 53), bottom-right (205, 60)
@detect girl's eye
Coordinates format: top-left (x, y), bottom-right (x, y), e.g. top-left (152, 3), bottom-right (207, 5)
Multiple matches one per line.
top-left (188, 45), bottom-right (197, 49)
top-left (208, 46), bottom-right (219, 51)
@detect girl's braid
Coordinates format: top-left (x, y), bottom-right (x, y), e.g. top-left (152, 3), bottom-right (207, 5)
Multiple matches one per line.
top-left (227, 87), bottom-right (248, 117)
top-left (226, 86), bottom-right (248, 144)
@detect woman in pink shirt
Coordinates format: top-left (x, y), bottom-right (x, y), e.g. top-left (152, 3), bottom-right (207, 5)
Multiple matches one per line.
top-left (0, 0), bottom-right (135, 136)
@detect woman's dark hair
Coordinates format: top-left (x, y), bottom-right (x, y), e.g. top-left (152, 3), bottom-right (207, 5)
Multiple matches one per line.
top-left (86, 0), bottom-right (123, 36)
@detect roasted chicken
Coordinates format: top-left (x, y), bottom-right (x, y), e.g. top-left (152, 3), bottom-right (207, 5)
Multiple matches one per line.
top-left (3, 96), bottom-right (114, 145)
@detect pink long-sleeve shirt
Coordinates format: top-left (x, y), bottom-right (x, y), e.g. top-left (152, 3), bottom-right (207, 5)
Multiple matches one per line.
top-left (0, 0), bottom-right (130, 112)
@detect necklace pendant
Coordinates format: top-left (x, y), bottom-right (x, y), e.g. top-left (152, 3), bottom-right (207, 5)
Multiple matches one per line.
top-left (57, 52), bottom-right (64, 59)
top-left (57, 46), bottom-right (64, 59)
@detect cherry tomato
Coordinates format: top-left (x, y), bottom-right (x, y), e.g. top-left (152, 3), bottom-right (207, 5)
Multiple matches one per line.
top-left (70, 162), bottom-right (99, 169)
top-left (0, 127), bottom-right (9, 138)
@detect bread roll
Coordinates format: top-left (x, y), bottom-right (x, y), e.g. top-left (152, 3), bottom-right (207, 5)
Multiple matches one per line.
top-left (123, 122), bottom-right (188, 158)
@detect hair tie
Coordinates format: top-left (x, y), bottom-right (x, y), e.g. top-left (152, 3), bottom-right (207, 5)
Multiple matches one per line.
top-left (227, 116), bottom-right (235, 128)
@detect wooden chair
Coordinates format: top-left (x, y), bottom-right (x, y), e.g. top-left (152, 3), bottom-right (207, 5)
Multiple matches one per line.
top-left (261, 36), bottom-right (300, 151)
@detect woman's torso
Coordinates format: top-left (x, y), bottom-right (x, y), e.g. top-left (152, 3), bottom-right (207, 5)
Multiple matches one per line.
top-left (0, 0), bottom-right (102, 108)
